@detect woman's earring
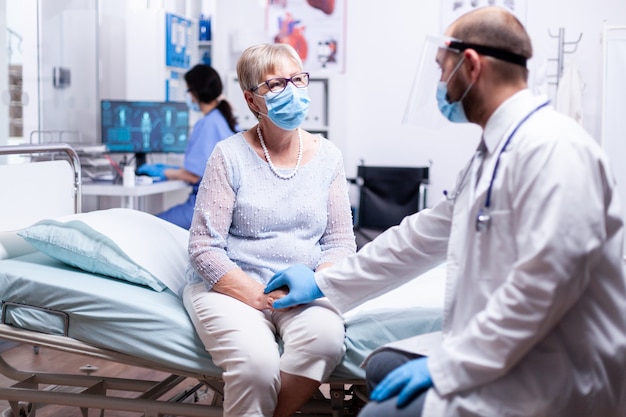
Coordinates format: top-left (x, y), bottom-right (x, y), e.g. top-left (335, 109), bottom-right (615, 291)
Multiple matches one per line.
top-left (257, 113), bottom-right (262, 121)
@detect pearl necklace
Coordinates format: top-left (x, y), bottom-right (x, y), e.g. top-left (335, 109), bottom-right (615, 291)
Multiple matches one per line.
top-left (256, 125), bottom-right (303, 180)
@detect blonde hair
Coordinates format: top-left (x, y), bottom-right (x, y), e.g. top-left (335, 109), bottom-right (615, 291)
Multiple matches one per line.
top-left (236, 43), bottom-right (304, 92)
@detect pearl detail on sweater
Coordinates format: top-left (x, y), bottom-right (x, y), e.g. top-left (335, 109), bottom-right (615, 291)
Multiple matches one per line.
top-left (256, 125), bottom-right (303, 180)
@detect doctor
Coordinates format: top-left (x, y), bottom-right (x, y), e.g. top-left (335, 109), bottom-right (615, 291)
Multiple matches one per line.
top-left (265, 6), bottom-right (626, 417)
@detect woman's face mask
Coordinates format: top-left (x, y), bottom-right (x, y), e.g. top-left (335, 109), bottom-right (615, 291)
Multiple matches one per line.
top-left (436, 57), bottom-right (473, 124)
top-left (262, 84), bottom-right (311, 131)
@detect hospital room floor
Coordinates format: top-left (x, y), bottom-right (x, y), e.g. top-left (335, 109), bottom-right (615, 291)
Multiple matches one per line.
top-left (0, 343), bottom-right (219, 416)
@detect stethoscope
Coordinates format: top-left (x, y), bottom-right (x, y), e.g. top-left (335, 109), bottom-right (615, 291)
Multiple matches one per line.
top-left (444, 100), bottom-right (550, 232)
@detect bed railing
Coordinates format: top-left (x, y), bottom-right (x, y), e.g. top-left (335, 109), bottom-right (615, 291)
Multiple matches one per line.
top-left (0, 143), bottom-right (82, 215)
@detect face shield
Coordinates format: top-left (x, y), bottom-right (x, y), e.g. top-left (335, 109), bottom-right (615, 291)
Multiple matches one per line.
top-left (402, 35), bottom-right (464, 129)
top-left (402, 36), bottom-right (528, 129)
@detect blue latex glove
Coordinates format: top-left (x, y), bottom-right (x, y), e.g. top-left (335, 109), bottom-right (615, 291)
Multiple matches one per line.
top-left (370, 357), bottom-right (432, 408)
top-left (264, 264), bottom-right (323, 309)
top-left (136, 163), bottom-right (178, 181)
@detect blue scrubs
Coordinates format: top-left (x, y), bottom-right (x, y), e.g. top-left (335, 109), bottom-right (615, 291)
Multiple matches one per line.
top-left (157, 109), bottom-right (235, 229)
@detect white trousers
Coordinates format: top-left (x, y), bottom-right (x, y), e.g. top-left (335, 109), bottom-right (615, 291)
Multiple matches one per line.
top-left (183, 282), bottom-right (346, 417)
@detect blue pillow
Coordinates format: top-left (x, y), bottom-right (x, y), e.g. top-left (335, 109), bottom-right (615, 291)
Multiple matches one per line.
top-left (18, 208), bottom-right (189, 293)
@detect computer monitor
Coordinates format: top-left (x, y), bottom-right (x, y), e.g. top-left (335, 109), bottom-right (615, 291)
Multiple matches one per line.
top-left (100, 100), bottom-right (190, 167)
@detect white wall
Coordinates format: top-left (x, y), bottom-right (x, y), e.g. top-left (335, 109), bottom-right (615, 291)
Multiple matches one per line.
top-left (209, 0), bottom-right (626, 205)
top-left (9, 1), bottom-right (623, 210)
top-left (0, 3), bottom-right (7, 145)
top-left (339, 2), bottom-right (480, 203)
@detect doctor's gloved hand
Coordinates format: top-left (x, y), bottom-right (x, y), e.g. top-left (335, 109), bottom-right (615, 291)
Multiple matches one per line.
top-left (136, 163), bottom-right (179, 181)
top-left (370, 356), bottom-right (432, 408)
top-left (264, 264), bottom-right (323, 309)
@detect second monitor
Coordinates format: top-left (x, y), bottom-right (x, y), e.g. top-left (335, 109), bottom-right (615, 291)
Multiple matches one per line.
top-left (101, 100), bottom-right (190, 166)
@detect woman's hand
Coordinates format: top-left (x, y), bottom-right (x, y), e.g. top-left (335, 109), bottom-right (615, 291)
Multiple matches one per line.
top-left (213, 269), bottom-right (281, 310)
top-left (264, 264), bottom-right (323, 309)
top-left (265, 287), bottom-right (291, 311)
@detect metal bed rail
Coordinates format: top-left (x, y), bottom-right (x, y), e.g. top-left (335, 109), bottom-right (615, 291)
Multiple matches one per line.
top-left (0, 143), bottom-right (82, 215)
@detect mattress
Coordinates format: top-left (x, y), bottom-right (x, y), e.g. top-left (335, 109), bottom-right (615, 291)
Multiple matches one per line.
top-left (0, 252), bottom-right (443, 381)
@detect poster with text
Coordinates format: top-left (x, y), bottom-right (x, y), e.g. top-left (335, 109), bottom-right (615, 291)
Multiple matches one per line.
top-left (267, 0), bottom-right (346, 73)
top-left (441, 0), bottom-right (527, 30)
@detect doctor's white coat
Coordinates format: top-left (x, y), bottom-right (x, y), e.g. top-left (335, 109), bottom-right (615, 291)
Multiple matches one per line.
top-left (317, 91), bottom-right (626, 417)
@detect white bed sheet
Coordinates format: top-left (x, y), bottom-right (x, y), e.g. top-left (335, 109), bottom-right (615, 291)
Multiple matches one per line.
top-left (344, 262), bottom-right (447, 318)
top-left (0, 251), bottom-right (445, 381)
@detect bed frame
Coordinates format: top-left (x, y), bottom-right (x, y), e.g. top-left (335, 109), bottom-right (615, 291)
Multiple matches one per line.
top-left (0, 144), bottom-right (368, 417)
top-left (0, 324), bottom-right (367, 417)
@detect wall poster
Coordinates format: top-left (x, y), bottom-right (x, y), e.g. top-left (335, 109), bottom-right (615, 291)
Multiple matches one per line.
top-left (267, 0), bottom-right (346, 73)
top-left (441, 0), bottom-right (527, 30)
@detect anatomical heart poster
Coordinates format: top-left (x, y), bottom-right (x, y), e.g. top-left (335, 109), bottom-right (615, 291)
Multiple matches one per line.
top-left (267, 0), bottom-right (346, 73)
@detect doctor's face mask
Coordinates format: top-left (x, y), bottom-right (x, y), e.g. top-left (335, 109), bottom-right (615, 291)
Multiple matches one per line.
top-left (436, 56), bottom-right (474, 124)
top-left (402, 36), bottom-right (464, 129)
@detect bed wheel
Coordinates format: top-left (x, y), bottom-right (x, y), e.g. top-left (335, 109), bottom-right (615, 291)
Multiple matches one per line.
top-left (351, 384), bottom-right (368, 404)
top-left (1, 401), bottom-right (33, 417)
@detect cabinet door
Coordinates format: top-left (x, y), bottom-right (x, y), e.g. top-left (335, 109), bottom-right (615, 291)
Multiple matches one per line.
top-left (601, 25), bottom-right (626, 235)
top-left (1, 0), bottom-right (40, 147)
top-left (38, 1), bottom-right (99, 144)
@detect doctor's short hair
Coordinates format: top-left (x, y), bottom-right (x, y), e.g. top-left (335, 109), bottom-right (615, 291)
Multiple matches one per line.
top-left (451, 7), bottom-right (532, 83)
top-left (236, 43), bottom-right (304, 92)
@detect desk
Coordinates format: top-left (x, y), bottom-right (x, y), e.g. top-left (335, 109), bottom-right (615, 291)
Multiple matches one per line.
top-left (82, 180), bottom-right (191, 211)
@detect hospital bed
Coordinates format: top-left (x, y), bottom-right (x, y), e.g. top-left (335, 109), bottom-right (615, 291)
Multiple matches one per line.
top-left (0, 144), bottom-right (445, 417)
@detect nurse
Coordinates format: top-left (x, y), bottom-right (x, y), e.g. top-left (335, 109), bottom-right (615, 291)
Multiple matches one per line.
top-left (138, 64), bottom-right (238, 229)
top-left (265, 6), bottom-right (626, 417)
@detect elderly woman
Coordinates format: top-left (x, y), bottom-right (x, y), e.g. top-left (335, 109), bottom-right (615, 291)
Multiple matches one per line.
top-left (182, 43), bottom-right (356, 417)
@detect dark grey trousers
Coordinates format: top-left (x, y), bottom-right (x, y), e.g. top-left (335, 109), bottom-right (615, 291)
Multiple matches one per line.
top-left (358, 349), bottom-right (427, 417)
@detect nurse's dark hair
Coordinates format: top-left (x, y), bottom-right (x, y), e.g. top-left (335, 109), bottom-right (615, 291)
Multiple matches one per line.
top-left (185, 64), bottom-right (238, 133)
top-left (451, 7), bottom-right (532, 83)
